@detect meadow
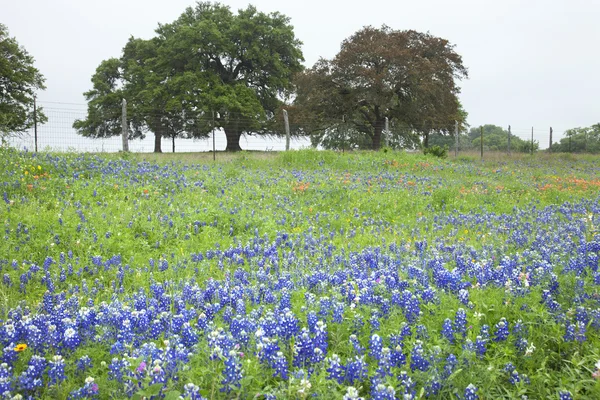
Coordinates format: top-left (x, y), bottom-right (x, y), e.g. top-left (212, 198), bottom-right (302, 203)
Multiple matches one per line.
top-left (1, 147), bottom-right (600, 399)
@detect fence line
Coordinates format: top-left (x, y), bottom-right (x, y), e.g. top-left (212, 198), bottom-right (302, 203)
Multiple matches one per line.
top-left (2, 102), bottom-right (583, 155)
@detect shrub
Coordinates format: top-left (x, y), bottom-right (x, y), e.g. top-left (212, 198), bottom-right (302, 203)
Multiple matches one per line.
top-left (423, 144), bottom-right (448, 158)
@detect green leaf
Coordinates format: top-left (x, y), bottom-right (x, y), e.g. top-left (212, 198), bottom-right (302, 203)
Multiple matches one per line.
top-left (164, 390), bottom-right (182, 400)
top-left (139, 383), bottom-right (165, 397)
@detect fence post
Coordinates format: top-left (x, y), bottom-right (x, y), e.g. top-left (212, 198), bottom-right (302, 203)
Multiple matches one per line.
top-left (283, 109), bottom-right (290, 151)
top-left (212, 111), bottom-right (216, 161)
top-left (33, 96), bottom-right (38, 152)
top-left (384, 117), bottom-right (389, 147)
top-left (121, 99), bottom-right (129, 152)
top-left (569, 134), bottom-right (572, 152)
top-left (531, 126), bottom-right (534, 155)
top-left (549, 127), bottom-right (553, 152)
top-left (454, 120), bottom-right (458, 157)
top-left (508, 125), bottom-right (511, 155)
top-left (480, 126), bottom-right (483, 160)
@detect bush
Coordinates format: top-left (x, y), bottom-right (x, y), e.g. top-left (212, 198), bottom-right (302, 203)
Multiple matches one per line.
top-left (423, 144), bottom-right (448, 158)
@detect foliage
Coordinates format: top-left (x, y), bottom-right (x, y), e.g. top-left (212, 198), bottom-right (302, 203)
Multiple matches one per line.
top-left (1, 148), bottom-right (600, 399)
top-left (429, 125), bottom-right (538, 153)
top-left (423, 144), bottom-right (448, 158)
top-left (293, 25), bottom-right (468, 150)
top-left (74, 2), bottom-right (304, 152)
top-left (552, 124), bottom-right (600, 153)
top-left (0, 24), bottom-right (47, 140)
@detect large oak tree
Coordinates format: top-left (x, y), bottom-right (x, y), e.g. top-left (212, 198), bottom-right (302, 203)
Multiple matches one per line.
top-left (74, 2), bottom-right (304, 152)
top-left (0, 24), bottom-right (46, 140)
top-left (294, 26), bottom-right (468, 150)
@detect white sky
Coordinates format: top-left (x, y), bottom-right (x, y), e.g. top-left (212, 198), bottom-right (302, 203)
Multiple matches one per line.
top-left (4, 0), bottom-right (600, 144)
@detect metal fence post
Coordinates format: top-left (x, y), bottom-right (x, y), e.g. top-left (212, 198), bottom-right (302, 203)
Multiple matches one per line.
top-left (34, 96), bottom-right (38, 152)
top-left (121, 99), bottom-right (129, 152)
top-left (283, 109), bottom-right (290, 151)
top-left (454, 120), bottom-right (458, 157)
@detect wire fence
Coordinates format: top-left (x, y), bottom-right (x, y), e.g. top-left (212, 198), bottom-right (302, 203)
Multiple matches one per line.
top-left (3, 101), bottom-right (574, 155)
top-left (6, 106), bottom-right (311, 153)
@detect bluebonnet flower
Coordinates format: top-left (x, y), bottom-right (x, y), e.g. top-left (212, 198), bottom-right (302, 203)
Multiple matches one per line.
top-left (458, 289), bottom-right (470, 306)
top-left (442, 318), bottom-right (455, 343)
top-left (345, 356), bottom-right (368, 384)
top-left (401, 290), bottom-right (420, 323)
top-left (108, 358), bottom-right (130, 383)
top-left (399, 322), bottom-right (412, 340)
top-left (278, 309), bottom-right (299, 340)
top-left (559, 390), bottom-right (573, 400)
top-left (2, 343), bottom-right (18, 366)
top-left (416, 324), bottom-right (429, 340)
top-left (196, 313), bottom-right (209, 331)
top-left (0, 362), bottom-right (13, 395)
top-left (48, 355), bottom-right (67, 385)
top-left (369, 334), bottom-right (383, 360)
top-left (493, 318), bottom-right (509, 342)
top-left (332, 301), bottom-right (345, 323)
top-left (443, 353), bottom-right (458, 379)
top-left (272, 351), bottom-right (288, 380)
top-left (150, 360), bottom-right (167, 385)
top-left (426, 374), bottom-right (442, 396)
top-left (464, 384), bottom-right (479, 400)
top-left (64, 327), bottom-right (81, 350)
top-left (68, 376), bottom-right (99, 399)
top-left (319, 297), bottom-right (333, 319)
top-left (326, 354), bottom-right (345, 383)
top-left (293, 329), bottom-right (313, 368)
top-left (307, 311), bottom-right (318, 333)
top-left (375, 347), bottom-right (393, 379)
top-left (390, 344), bottom-right (406, 368)
top-left (110, 341), bottom-right (125, 355)
top-left (398, 371), bottom-right (416, 399)
top-left (509, 319), bottom-right (527, 353)
top-left (370, 312), bottom-right (381, 332)
top-left (279, 289), bottom-right (291, 311)
top-left (371, 383), bottom-right (395, 400)
top-left (455, 308), bottom-right (467, 337)
top-left (349, 334), bottom-right (364, 355)
top-left (410, 341), bottom-right (429, 372)
top-left (181, 322), bottom-right (198, 348)
top-left (17, 355), bottom-right (47, 393)
top-left (313, 321), bottom-right (328, 354)
top-left (564, 322), bottom-right (576, 342)
top-left (181, 383), bottom-right (207, 400)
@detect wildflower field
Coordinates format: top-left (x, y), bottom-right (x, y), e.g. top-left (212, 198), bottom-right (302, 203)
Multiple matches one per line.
top-left (1, 147), bottom-right (600, 400)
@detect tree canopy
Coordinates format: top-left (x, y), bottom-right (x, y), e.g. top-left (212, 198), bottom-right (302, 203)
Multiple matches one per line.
top-left (551, 124), bottom-right (600, 153)
top-left (292, 26), bottom-right (468, 150)
top-left (429, 124), bottom-right (538, 153)
top-left (0, 24), bottom-right (46, 140)
top-left (74, 2), bottom-right (304, 152)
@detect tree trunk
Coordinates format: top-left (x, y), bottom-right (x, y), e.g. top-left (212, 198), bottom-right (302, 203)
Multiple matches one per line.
top-left (224, 127), bottom-right (242, 152)
top-left (172, 136), bottom-right (175, 153)
top-left (423, 132), bottom-right (430, 148)
top-left (372, 117), bottom-right (384, 150)
top-left (154, 131), bottom-right (162, 153)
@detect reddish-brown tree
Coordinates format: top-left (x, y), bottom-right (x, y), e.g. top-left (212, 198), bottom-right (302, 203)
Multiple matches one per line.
top-left (294, 26), bottom-right (468, 150)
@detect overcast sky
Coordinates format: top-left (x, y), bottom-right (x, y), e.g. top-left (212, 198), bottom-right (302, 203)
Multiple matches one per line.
top-left (4, 0), bottom-right (599, 144)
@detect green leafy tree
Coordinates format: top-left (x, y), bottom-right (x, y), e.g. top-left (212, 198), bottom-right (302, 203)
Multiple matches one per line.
top-left (464, 124), bottom-right (532, 153)
top-left (552, 124), bottom-right (600, 153)
top-left (0, 24), bottom-right (46, 140)
top-left (74, 2), bottom-right (304, 152)
top-left (293, 26), bottom-right (468, 150)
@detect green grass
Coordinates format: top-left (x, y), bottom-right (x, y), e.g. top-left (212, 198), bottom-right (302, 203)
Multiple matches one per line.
top-left (1, 147), bottom-right (600, 399)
